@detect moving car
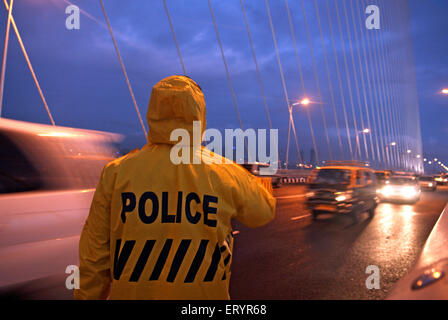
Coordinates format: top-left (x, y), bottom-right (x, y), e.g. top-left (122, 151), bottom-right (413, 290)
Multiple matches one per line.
top-left (0, 118), bottom-right (122, 298)
top-left (418, 176), bottom-right (437, 191)
top-left (379, 175), bottom-right (421, 203)
top-left (434, 174), bottom-right (447, 186)
top-left (375, 170), bottom-right (392, 187)
top-left (305, 162), bottom-right (379, 222)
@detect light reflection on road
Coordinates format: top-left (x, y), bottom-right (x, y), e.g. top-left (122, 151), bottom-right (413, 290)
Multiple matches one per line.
top-left (357, 202), bottom-right (419, 265)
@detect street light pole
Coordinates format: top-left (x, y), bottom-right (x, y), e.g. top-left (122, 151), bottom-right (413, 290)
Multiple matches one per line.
top-left (285, 99), bottom-right (309, 168)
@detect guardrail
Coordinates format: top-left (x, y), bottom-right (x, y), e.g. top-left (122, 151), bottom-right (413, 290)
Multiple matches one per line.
top-left (280, 177), bottom-right (308, 184)
top-left (277, 169), bottom-right (311, 185)
top-left (387, 202), bottom-right (448, 299)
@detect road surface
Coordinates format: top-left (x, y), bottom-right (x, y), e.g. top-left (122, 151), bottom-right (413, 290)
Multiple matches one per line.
top-left (229, 185), bottom-right (448, 299)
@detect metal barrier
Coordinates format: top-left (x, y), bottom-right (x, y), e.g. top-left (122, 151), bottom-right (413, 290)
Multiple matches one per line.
top-left (280, 177), bottom-right (308, 184)
top-left (387, 203), bottom-right (448, 299)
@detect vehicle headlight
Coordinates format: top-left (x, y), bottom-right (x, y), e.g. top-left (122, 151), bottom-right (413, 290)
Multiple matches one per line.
top-left (401, 186), bottom-right (418, 198)
top-left (381, 186), bottom-right (392, 196)
top-left (306, 191), bottom-right (315, 198)
top-left (335, 192), bottom-right (352, 202)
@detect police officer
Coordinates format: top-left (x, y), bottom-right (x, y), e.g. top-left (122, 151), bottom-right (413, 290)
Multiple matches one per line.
top-left (74, 75), bottom-right (276, 299)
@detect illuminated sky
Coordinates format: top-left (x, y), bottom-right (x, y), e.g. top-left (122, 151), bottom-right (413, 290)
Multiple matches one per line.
top-left (0, 0), bottom-right (446, 167)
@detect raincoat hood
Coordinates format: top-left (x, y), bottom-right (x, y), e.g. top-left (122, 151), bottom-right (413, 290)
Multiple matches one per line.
top-left (147, 75), bottom-right (207, 145)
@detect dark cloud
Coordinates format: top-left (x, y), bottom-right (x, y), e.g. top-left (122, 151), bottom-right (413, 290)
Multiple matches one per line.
top-left (0, 0), bottom-right (445, 168)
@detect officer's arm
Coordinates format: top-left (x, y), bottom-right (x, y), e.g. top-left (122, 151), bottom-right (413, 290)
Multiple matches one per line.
top-left (233, 172), bottom-right (276, 228)
top-left (74, 166), bottom-right (112, 300)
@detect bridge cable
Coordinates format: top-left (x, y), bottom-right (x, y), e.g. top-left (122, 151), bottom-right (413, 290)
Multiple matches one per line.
top-left (283, 0), bottom-right (315, 165)
top-left (392, 0), bottom-right (410, 170)
top-left (347, 0), bottom-right (376, 163)
top-left (264, 0), bottom-right (304, 165)
top-left (334, 0), bottom-right (362, 160)
top-left (298, 0), bottom-right (333, 161)
top-left (353, 0), bottom-right (381, 165)
top-left (359, 0), bottom-right (387, 167)
top-left (162, 0), bottom-right (186, 75)
top-left (396, 0), bottom-right (423, 171)
top-left (324, 0), bottom-right (353, 160)
top-left (341, 0), bottom-right (370, 161)
top-left (385, 0), bottom-right (407, 170)
top-left (371, 0), bottom-right (397, 169)
top-left (207, 0), bottom-right (244, 134)
top-left (2, 0), bottom-right (55, 126)
top-left (312, 0), bottom-right (345, 160)
top-left (376, 0), bottom-right (401, 169)
top-left (0, 0), bottom-right (13, 116)
top-left (240, 0), bottom-right (273, 131)
top-left (363, 0), bottom-right (393, 168)
top-left (99, 0), bottom-right (147, 139)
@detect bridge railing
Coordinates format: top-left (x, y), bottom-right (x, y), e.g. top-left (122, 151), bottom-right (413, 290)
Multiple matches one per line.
top-left (277, 169), bottom-right (312, 185)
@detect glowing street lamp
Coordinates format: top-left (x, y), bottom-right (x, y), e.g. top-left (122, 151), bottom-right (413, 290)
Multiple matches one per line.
top-left (407, 149), bottom-right (412, 154)
top-left (300, 98), bottom-right (310, 106)
top-left (442, 88), bottom-right (448, 94)
top-left (362, 128), bottom-right (370, 134)
top-left (390, 142), bottom-right (397, 146)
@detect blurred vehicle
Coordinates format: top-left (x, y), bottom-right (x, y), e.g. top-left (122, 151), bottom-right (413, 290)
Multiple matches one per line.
top-left (379, 175), bottom-right (421, 203)
top-left (434, 174), bottom-right (447, 186)
top-left (240, 162), bottom-right (281, 189)
top-left (0, 118), bottom-right (122, 298)
top-left (305, 161), bottom-right (379, 222)
top-left (374, 170), bottom-right (392, 187)
top-left (418, 176), bottom-right (437, 191)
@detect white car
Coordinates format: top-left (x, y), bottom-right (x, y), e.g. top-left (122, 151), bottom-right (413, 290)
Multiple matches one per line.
top-left (418, 176), bottom-right (437, 191)
top-left (0, 118), bottom-right (122, 298)
top-left (379, 176), bottom-right (421, 204)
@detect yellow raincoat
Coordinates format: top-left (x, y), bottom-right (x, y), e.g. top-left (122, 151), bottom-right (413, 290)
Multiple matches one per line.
top-left (74, 76), bottom-right (276, 300)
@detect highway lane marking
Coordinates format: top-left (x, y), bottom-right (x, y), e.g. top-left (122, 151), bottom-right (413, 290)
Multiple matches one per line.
top-left (276, 194), bottom-right (305, 200)
top-left (290, 214), bottom-right (311, 221)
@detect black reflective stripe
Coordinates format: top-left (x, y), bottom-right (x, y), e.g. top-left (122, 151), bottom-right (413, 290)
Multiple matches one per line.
top-left (149, 239), bottom-right (173, 281)
top-left (223, 253), bottom-right (231, 266)
top-left (204, 243), bottom-right (221, 282)
top-left (221, 253), bottom-right (232, 281)
top-left (184, 240), bottom-right (209, 283)
top-left (129, 240), bottom-right (155, 282)
top-left (113, 239), bottom-right (136, 280)
top-left (167, 239), bottom-right (192, 282)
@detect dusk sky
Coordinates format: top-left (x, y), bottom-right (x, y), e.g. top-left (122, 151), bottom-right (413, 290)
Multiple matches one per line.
top-left (0, 0), bottom-right (446, 169)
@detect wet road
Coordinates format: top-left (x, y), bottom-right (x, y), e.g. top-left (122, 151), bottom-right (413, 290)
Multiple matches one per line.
top-left (229, 185), bottom-right (448, 300)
